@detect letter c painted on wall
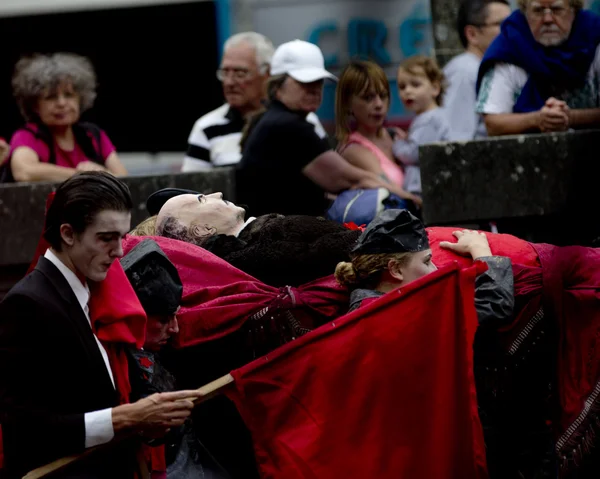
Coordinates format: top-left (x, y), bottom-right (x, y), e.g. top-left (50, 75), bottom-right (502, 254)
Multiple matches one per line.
top-left (307, 21), bottom-right (339, 67)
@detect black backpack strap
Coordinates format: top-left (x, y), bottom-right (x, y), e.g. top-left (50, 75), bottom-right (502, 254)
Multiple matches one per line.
top-left (73, 122), bottom-right (104, 165)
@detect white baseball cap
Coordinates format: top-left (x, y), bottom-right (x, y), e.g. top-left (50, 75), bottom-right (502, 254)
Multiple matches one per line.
top-left (270, 40), bottom-right (337, 83)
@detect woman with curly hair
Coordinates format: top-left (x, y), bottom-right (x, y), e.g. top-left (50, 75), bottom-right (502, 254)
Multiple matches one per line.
top-left (6, 52), bottom-right (127, 182)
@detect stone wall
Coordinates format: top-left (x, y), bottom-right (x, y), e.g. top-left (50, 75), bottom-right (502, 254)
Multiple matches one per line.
top-left (429, 0), bottom-right (463, 66)
top-left (420, 130), bottom-right (600, 245)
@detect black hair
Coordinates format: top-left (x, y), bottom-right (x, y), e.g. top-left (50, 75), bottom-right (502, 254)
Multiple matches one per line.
top-left (457, 0), bottom-right (510, 48)
top-left (44, 171), bottom-right (133, 250)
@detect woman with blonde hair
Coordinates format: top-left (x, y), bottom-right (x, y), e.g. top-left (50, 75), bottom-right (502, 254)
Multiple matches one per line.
top-left (335, 60), bottom-right (419, 206)
top-left (4, 52), bottom-right (127, 183)
top-left (335, 209), bottom-right (514, 320)
top-left (129, 216), bottom-right (158, 237)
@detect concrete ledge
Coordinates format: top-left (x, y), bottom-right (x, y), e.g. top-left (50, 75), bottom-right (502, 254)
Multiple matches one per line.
top-left (420, 130), bottom-right (600, 244)
top-left (0, 169), bottom-right (235, 267)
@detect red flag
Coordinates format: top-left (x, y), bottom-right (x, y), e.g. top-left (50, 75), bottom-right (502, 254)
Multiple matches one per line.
top-left (225, 263), bottom-right (488, 479)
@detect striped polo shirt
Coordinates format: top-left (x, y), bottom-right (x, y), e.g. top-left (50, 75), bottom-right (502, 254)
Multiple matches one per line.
top-left (182, 103), bottom-right (245, 172)
top-left (182, 103), bottom-right (327, 172)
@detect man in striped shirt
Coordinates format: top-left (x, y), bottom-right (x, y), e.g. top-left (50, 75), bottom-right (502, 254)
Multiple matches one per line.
top-left (182, 32), bottom-right (274, 171)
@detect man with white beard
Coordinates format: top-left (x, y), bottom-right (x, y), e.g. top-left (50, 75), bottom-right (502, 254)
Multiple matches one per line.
top-left (475, 0), bottom-right (600, 136)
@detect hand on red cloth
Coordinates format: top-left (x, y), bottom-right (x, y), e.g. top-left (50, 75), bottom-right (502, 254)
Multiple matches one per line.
top-left (427, 227), bottom-right (540, 269)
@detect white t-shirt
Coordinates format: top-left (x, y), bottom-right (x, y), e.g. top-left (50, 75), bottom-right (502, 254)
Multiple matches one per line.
top-left (442, 52), bottom-right (487, 140)
top-left (476, 45), bottom-right (600, 114)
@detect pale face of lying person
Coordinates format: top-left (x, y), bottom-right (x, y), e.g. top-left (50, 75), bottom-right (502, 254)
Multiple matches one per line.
top-left (157, 193), bottom-right (247, 242)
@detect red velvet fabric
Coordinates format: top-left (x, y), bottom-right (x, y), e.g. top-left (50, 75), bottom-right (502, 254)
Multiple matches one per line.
top-left (121, 236), bottom-right (349, 348)
top-left (226, 263), bottom-right (488, 479)
top-left (430, 230), bottom-right (600, 469)
top-left (533, 245), bottom-right (600, 466)
top-left (88, 261), bottom-right (147, 405)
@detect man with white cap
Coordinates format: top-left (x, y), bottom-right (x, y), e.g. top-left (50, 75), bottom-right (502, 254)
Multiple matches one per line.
top-left (236, 39), bottom-right (390, 217)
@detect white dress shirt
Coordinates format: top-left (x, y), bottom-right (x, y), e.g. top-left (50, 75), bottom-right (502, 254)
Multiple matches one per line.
top-left (44, 249), bottom-right (116, 448)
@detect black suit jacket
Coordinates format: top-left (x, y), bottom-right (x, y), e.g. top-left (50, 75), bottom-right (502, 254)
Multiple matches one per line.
top-left (0, 257), bottom-right (135, 478)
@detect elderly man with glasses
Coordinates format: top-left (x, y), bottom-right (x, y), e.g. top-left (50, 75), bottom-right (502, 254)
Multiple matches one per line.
top-left (475, 0), bottom-right (600, 136)
top-left (182, 32), bottom-right (325, 172)
top-left (181, 32), bottom-right (273, 172)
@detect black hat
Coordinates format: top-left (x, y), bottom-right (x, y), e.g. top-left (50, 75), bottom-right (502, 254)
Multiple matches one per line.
top-left (352, 209), bottom-right (429, 255)
top-left (146, 188), bottom-right (200, 216)
top-left (121, 239), bottom-right (183, 316)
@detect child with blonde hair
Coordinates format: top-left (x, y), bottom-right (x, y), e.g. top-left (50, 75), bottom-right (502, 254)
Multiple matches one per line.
top-left (393, 55), bottom-right (451, 199)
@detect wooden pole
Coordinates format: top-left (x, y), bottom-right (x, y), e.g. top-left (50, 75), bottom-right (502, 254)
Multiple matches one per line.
top-left (22, 374), bottom-right (235, 479)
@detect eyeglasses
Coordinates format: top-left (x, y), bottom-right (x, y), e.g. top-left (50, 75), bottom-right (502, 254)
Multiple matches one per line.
top-left (216, 63), bottom-right (268, 82)
top-left (528, 5), bottom-right (570, 18)
top-left (476, 20), bottom-right (504, 28)
top-left (216, 68), bottom-right (253, 81)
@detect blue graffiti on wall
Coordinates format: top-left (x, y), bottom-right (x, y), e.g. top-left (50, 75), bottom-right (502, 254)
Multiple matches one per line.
top-left (307, 3), bottom-right (432, 67)
top-left (307, 21), bottom-right (339, 67)
top-left (399, 3), bottom-right (432, 58)
top-left (348, 19), bottom-right (391, 64)
top-left (306, 3), bottom-right (433, 122)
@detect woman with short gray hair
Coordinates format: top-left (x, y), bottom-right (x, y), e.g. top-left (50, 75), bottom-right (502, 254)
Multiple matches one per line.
top-left (4, 52), bottom-right (127, 182)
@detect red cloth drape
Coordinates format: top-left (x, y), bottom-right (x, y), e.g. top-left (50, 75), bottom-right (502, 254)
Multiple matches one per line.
top-left (226, 263), bottom-right (488, 479)
top-left (429, 227), bottom-right (600, 472)
top-left (88, 261), bottom-right (147, 405)
top-left (534, 245), bottom-right (600, 469)
top-left (121, 236), bottom-right (349, 349)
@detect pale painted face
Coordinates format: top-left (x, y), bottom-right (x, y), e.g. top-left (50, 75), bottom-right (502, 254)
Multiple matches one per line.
top-left (525, 0), bottom-right (574, 46)
top-left (396, 68), bottom-right (440, 115)
top-left (350, 84), bottom-right (390, 131)
top-left (159, 192), bottom-right (246, 238)
top-left (36, 81), bottom-right (81, 128)
top-left (145, 312), bottom-right (179, 351)
top-left (276, 77), bottom-right (324, 113)
top-left (62, 209), bottom-right (131, 282)
top-left (220, 42), bottom-right (269, 113)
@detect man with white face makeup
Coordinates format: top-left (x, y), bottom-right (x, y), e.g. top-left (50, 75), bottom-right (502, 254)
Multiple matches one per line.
top-left (0, 172), bottom-right (199, 478)
top-left (475, 0), bottom-right (600, 136)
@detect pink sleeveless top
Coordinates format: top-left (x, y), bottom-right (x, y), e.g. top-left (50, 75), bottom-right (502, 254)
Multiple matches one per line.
top-left (344, 131), bottom-right (404, 186)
